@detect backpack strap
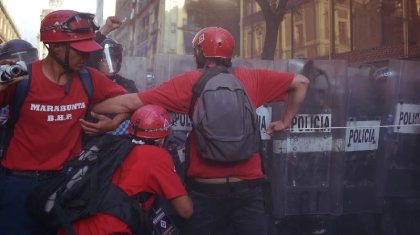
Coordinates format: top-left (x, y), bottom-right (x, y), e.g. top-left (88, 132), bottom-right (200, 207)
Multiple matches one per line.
top-left (54, 204), bottom-right (77, 235)
top-left (98, 186), bottom-right (151, 235)
top-left (78, 66), bottom-right (93, 107)
top-left (188, 66), bottom-right (229, 120)
top-left (131, 192), bottom-right (154, 233)
top-left (78, 67), bottom-right (94, 144)
top-left (10, 63), bottom-right (32, 122)
top-left (88, 136), bottom-right (135, 212)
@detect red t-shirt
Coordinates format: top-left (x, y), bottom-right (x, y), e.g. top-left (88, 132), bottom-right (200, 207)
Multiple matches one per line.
top-left (0, 60), bottom-right (127, 170)
top-left (139, 67), bottom-right (294, 179)
top-left (58, 145), bottom-right (187, 235)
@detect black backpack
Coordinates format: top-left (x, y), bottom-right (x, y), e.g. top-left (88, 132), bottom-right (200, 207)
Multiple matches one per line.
top-left (0, 65), bottom-right (93, 158)
top-left (25, 134), bottom-right (150, 235)
top-left (188, 66), bottom-right (260, 162)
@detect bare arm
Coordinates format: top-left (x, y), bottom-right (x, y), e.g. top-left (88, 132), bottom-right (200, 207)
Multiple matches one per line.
top-left (169, 195), bottom-right (193, 219)
top-left (86, 94), bottom-right (142, 134)
top-left (267, 74), bottom-right (309, 134)
top-left (92, 93), bottom-right (143, 114)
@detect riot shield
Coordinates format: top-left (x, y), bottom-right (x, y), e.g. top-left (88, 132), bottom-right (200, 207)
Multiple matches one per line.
top-left (270, 60), bottom-right (347, 218)
top-left (231, 58), bottom-right (254, 68)
top-left (340, 65), bottom-right (388, 214)
top-left (382, 59), bottom-right (420, 197)
top-left (119, 56), bottom-right (149, 91)
top-left (232, 58), bottom-right (288, 71)
top-left (375, 59), bottom-right (420, 234)
top-left (153, 54), bottom-right (195, 85)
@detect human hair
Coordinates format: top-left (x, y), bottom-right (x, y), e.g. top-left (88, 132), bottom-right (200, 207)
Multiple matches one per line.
top-left (205, 57), bottom-right (232, 68)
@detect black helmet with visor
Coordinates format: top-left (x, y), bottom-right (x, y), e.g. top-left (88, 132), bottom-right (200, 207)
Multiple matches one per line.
top-left (89, 37), bottom-right (122, 76)
top-left (0, 39), bottom-right (39, 65)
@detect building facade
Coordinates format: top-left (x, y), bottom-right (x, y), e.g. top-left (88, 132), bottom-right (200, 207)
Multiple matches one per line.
top-left (114, 0), bottom-right (190, 59)
top-left (112, 0), bottom-right (419, 66)
top-left (0, 1), bottom-right (20, 44)
top-left (113, 0), bottom-right (240, 62)
top-left (242, 0), bottom-right (420, 65)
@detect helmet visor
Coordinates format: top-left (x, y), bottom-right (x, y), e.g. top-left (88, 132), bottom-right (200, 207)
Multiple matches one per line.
top-left (0, 48), bottom-right (38, 65)
top-left (99, 44), bottom-right (122, 75)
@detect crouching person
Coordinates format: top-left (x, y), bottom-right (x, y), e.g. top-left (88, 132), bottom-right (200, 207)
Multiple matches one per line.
top-left (58, 104), bottom-right (193, 235)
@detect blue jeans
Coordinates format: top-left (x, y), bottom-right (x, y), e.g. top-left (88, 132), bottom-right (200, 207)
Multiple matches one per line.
top-left (183, 182), bottom-right (267, 235)
top-left (0, 172), bottom-right (56, 235)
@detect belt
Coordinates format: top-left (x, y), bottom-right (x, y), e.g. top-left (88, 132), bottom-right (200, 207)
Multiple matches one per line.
top-left (187, 178), bottom-right (264, 194)
top-left (2, 167), bottom-right (63, 180)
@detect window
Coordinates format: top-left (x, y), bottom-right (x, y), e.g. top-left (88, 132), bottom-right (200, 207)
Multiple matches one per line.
top-left (352, 0), bottom-right (403, 50)
top-left (335, 0), bottom-right (351, 53)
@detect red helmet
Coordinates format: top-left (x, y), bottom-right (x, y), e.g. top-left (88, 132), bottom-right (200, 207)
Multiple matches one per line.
top-left (40, 10), bottom-right (101, 52)
top-left (128, 105), bottom-right (171, 139)
top-left (192, 27), bottom-right (234, 59)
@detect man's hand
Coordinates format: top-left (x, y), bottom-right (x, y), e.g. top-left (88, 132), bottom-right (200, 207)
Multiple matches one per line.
top-left (266, 120), bottom-right (288, 135)
top-left (267, 73), bottom-right (309, 135)
top-left (80, 111), bottom-right (131, 136)
top-left (80, 112), bottom-right (115, 136)
top-left (99, 16), bottom-right (123, 36)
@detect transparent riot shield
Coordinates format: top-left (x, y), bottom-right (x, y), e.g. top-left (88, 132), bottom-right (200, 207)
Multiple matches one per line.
top-left (340, 65), bottom-right (388, 215)
top-left (231, 58), bottom-right (254, 68)
top-left (270, 60), bottom-right (347, 219)
top-left (119, 56), bottom-right (149, 91)
top-left (232, 58), bottom-right (288, 71)
top-left (376, 59), bottom-right (420, 234)
top-left (153, 54), bottom-right (195, 85)
top-left (382, 59), bottom-right (420, 198)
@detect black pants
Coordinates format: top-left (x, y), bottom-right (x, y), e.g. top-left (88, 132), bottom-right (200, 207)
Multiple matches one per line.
top-left (182, 180), bottom-right (267, 235)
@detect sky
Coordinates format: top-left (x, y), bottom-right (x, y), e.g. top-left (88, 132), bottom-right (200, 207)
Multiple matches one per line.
top-left (2, 0), bottom-right (97, 47)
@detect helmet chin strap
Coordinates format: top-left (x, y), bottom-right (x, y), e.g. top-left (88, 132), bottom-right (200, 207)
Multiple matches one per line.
top-left (45, 43), bottom-right (73, 95)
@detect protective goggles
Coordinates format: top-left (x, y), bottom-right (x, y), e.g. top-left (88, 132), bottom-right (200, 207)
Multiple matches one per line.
top-left (41, 13), bottom-right (99, 33)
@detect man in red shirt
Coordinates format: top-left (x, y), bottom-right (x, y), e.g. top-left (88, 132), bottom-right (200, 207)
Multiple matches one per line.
top-left (0, 10), bottom-right (127, 234)
top-left (88, 26), bottom-right (309, 235)
top-left (59, 105), bottom-right (192, 235)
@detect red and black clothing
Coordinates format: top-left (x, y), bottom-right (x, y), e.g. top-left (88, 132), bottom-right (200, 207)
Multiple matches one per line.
top-left (139, 67), bottom-right (294, 179)
top-left (0, 60), bottom-right (126, 170)
top-left (138, 66), bottom-right (294, 234)
top-left (0, 60), bottom-right (126, 235)
top-left (58, 145), bottom-right (187, 235)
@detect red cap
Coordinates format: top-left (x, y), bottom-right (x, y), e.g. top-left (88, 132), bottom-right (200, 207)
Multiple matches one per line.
top-left (70, 39), bottom-right (102, 52)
